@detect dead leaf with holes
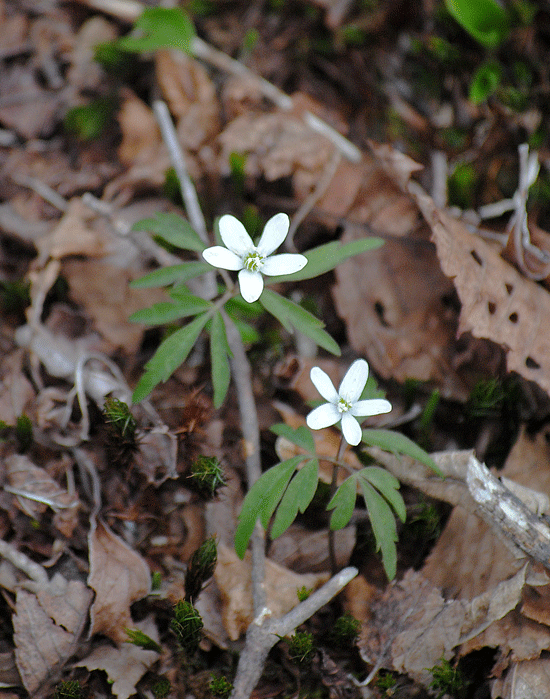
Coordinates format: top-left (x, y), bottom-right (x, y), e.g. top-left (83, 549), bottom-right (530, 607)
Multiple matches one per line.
top-left (88, 519), bottom-right (151, 644)
top-left (76, 616), bottom-right (159, 699)
top-left (13, 573), bottom-right (93, 694)
top-left (358, 565), bottom-right (527, 686)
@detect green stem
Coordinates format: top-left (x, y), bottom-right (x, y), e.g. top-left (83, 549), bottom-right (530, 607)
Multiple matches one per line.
top-left (328, 436), bottom-right (347, 575)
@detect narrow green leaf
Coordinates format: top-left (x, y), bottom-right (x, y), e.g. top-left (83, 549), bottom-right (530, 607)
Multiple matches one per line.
top-left (234, 456), bottom-right (304, 558)
top-left (260, 289), bottom-right (340, 355)
top-left (361, 429), bottom-right (442, 477)
top-left (132, 312), bottom-right (210, 402)
top-left (210, 312), bottom-right (231, 409)
top-left (270, 423), bottom-right (315, 454)
top-left (131, 212), bottom-right (205, 252)
top-left (358, 467), bottom-right (406, 523)
top-left (360, 480), bottom-right (398, 580)
top-left (267, 238), bottom-right (384, 283)
top-left (270, 459), bottom-right (319, 539)
top-left (116, 7), bottom-right (196, 54)
top-left (328, 475), bottom-right (357, 530)
top-left (130, 262), bottom-right (212, 289)
top-left (129, 296), bottom-right (211, 325)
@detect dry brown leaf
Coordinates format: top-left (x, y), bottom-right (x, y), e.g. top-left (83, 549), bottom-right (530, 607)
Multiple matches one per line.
top-left (408, 180), bottom-right (550, 397)
top-left (215, 544), bottom-right (329, 641)
top-left (268, 523), bottom-right (355, 573)
top-left (76, 616), bottom-right (159, 699)
top-left (13, 574), bottom-right (92, 694)
top-left (0, 349), bottom-right (35, 425)
top-left (66, 16), bottom-right (117, 93)
top-left (492, 657), bottom-right (550, 699)
top-left (358, 566), bottom-right (527, 686)
top-left (88, 519), bottom-right (151, 643)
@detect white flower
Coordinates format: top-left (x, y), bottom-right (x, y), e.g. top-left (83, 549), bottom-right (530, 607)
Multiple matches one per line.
top-left (306, 359), bottom-right (392, 446)
top-left (202, 213), bottom-right (307, 303)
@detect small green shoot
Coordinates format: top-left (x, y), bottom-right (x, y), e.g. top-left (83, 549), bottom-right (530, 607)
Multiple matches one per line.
top-left (188, 455), bottom-right (227, 499)
top-left (103, 397), bottom-right (137, 440)
top-left (328, 612), bottom-right (360, 646)
top-left (448, 162), bottom-right (478, 210)
top-left (54, 680), bottom-right (82, 699)
top-left (297, 586), bottom-right (311, 602)
top-left (375, 670), bottom-right (397, 696)
top-left (287, 631), bottom-right (315, 665)
top-left (64, 97), bottom-right (116, 140)
top-left (428, 657), bottom-right (468, 699)
top-left (113, 7), bottom-right (195, 54)
top-left (151, 570), bottom-right (162, 591)
top-left (185, 536), bottom-right (218, 603)
top-left (171, 600), bottom-right (203, 655)
top-left (16, 414), bottom-right (33, 453)
top-left (469, 61), bottom-right (502, 104)
top-left (209, 674), bottom-right (233, 698)
top-left (125, 628), bottom-right (162, 653)
top-left (444, 0), bottom-right (512, 48)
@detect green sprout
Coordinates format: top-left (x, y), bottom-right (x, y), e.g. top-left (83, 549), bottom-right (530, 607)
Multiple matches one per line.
top-left (16, 414), bottom-right (33, 453)
top-left (185, 536), bottom-right (218, 603)
top-left (287, 631), bottom-right (315, 666)
top-left (296, 586), bottom-right (311, 602)
top-left (188, 455), bottom-right (226, 499)
top-left (171, 600), bottom-right (203, 655)
top-left (209, 674), bottom-right (233, 698)
top-left (375, 670), bottom-right (397, 696)
top-left (54, 680), bottom-right (82, 699)
top-left (102, 397), bottom-right (137, 439)
top-left (328, 612), bottom-right (361, 646)
top-left (152, 570), bottom-right (162, 591)
top-left (428, 657), bottom-right (468, 699)
top-left (125, 627), bottom-right (162, 653)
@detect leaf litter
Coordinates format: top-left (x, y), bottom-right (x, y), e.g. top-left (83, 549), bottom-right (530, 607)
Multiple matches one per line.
top-left (5, 1), bottom-right (550, 698)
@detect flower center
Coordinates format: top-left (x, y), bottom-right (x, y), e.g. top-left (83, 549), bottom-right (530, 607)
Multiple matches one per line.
top-left (337, 397), bottom-right (352, 413)
top-left (243, 250), bottom-right (264, 272)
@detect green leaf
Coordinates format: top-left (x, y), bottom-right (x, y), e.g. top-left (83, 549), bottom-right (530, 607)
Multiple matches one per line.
top-left (358, 467), bottom-right (406, 522)
top-left (226, 314), bottom-right (260, 345)
top-left (129, 296), bottom-right (211, 325)
top-left (125, 628), bottom-right (162, 653)
top-left (444, 0), bottom-right (511, 48)
top-left (130, 262), bottom-right (212, 289)
top-left (210, 312), bottom-right (231, 409)
top-left (361, 429), bottom-right (442, 477)
top-left (270, 459), bottom-right (319, 539)
top-left (267, 238), bottom-right (384, 283)
top-left (115, 7), bottom-right (196, 54)
top-left (270, 423), bottom-right (315, 454)
top-left (132, 212), bottom-right (205, 252)
top-left (132, 312), bottom-right (210, 402)
top-left (260, 289), bottom-right (340, 355)
top-left (469, 60), bottom-right (502, 104)
top-left (328, 475), bottom-right (357, 530)
top-left (234, 456), bottom-right (305, 558)
top-left (359, 480), bottom-right (398, 580)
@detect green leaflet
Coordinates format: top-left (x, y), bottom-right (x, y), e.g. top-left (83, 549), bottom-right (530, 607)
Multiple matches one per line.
top-left (270, 423), bottom-right (315, 454)
top-left (270, 459), bottom-right (319, 539)
top-left (361, 428), bottom-right (442, 476)
top-left (115, 7), bottom-right (196, 54)
top-left (260, 289), bottom-right (340, 355)
top-left (444, 0), bottom-right (510, 48)
top-left (129, 295), bottom-right (211, 325)
top-left (210, 312), bottom-right (231, 409)
top-left (359, 480), bottom-right (398, 580)
top-left (359, 467), bottom-right (406, 523)
top-left (267, 237), bottom-right (384, 283)
top-left (131, 212), bottom-right (205, 252)
top-left (234, 456), bottom-right (305, 558)
top-left (328, 475), bottom-right (357, 531)
top-left (132, 312), bottom-right (210, 402)
top-left (130, 262), bottom-right (212, 289)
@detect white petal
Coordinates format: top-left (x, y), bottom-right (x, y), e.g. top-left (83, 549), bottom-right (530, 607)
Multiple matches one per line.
top-left (202, 246), bottom-right (243, 270)
top-left (262, 253), bottom-right (308, 276)
top-left (257, 213), bottom-right (290, 256)
top-left (339, 359), bottom-right (369, 403)
top-left (310, 367), bottom-right (339, 403)
top-left (219, 215), bottom-right (253, 256)
top-left (341, 412), bottom-right (362, 446)
top-left (238, 268), bottom-right (264, 303)
top-left (351, 399), bottom-right (392, 418)
top-left (306, 403), bottom-right (340, 430)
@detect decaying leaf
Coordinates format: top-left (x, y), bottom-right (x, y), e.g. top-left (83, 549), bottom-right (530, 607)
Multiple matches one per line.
top-left (215, 544), bottom-right (329, 641)
top-left (358, 566), bottom-right (527, 685)
top-left (13, 574), bottom-right (92, 694)
top-left (88, 519), bottom-right (151, 643)
top-left (76, 616), bottom-right (159, 699)
top-left (492, 657), bottom-right (550, 699)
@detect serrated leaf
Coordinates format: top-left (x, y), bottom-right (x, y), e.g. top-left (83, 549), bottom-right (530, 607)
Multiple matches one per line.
top-left (132, 312), bottom-right (210, 402)
top-left (115, 7), bottom-right (196, 54)
top-left (270, 459), bottom-right (319, 539)
top-left (328, 475), bottom-right (357, 530)
top-left (358, 467), bottom-right (406, 522)
top-left (210, 312), bottom-right (231, 409)
top-left (234, 456), bottom-right (305, 558)
top-left (260, 289), bottom-right (340, 355)
top-left (267, 238), bottom-right (384, 283)
top-left (129, 296), bottom-right (211, 325)
top-left (270, 423), bottom-right (315, 454)
top-left (360, 480), bottom-right (398, 580)
top-left (361, 429), bottom-right (442, 476)
top-left (132, 212), bottom-right (205, 252)
top-left (130, 262), bottom-right (212, 289)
